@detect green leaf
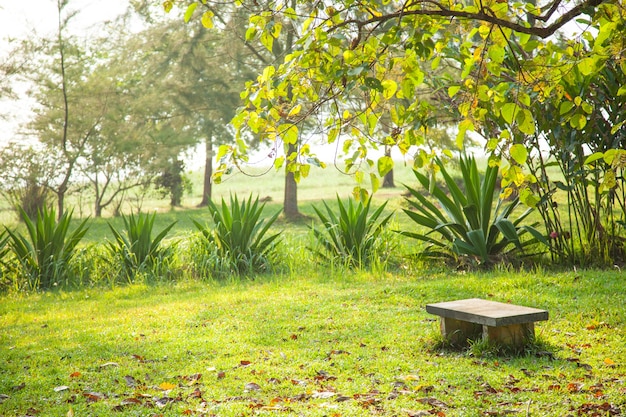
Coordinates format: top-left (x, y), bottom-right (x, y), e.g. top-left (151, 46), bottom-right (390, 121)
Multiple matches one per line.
top-left (201, 10), bottom-right (214, 28)
top-left (559, 101), bottom-right (574, 115)
top-left (569, 113), bottom-right (587, 130)
top-left (517, 109), bottom-right (535, 135)
top-left (584, 152), bottom-right (604, 165)
top-left (377, 155), bottom-right (394, 177)
top-left (382, 79), bottom-right (397, 100)
top-left (364, 77), bottom-right (383, 92)
top-left (370, 173), bottom-right (380, 194)
top-left (617, 85), bottom-right (626, 96)
top-left (448, 85), bottom-right (461, 98)
top-left (245, 26), bottom-right (257, 41)
top-left (577, 57), bottom-right (596, 76)
top-left (510, 144), bottom-right (528, 165)
top-left (501, 103), bottom-right (519, 125)
top-left (280, 124), bottom-right (298, 144)
top-left (184, 3), bottom-right (198, 23)
top-left (456, 119), bottom-right (474, 148)
top-left (274, 155), bottom-right (285, 169)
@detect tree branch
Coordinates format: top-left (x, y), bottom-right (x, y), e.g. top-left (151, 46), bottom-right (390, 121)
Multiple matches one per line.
top-left (334, 0), bottom-right (606, 39)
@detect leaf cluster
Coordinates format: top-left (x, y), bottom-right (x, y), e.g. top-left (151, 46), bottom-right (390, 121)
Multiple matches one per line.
top-left (4, 207), bottom-right (89, 290)
top-left (309, 196), bottom-right (393, 269)
top-left (194, 194), bottom-right (281, 275)
top-left (107, 212), bottom-right (176, 282)
top-left (401, 155), bottom-right (547, 265)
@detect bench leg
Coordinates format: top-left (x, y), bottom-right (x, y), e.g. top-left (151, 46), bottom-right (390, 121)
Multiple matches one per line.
top-left (440, 317), bottom-right (482, 346)
top-left (483, 323), bottom-right (535, 347)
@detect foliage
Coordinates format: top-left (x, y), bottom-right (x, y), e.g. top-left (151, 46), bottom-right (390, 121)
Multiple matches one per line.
top-left (154, 158), bottom-right (192, 207)
top-left (107, 212), bottom-right (176, 282)
top-left (4, 207), bottom-right (89, 290)
top-left (401, 155), bottom-right (547, 265)
top-left (193, 194), bottom-right (281, 276)
top-left (169, 0), bottom-right (624, 199)
top-left (524, 58), bottom-right (626, 266)
top-left (309, 196), bottom-right (393, 269)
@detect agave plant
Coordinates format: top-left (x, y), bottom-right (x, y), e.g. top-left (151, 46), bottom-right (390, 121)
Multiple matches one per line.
top-left (401, 155), bottom-right (547, 264)
top-left (194, 194), bottom-right (281, 275)
top-left (5, 207), bottom-right (90, 290)
top-left (309, 196), bottom-right (394, 268)
top-left (107, 212), bottom-right (176, 281)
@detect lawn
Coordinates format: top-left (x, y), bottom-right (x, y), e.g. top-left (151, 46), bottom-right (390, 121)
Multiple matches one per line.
top-left (1, 268), bottom-right (625, 416)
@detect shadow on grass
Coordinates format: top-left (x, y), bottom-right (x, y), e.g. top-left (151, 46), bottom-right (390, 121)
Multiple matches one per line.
top-left (428, 335), bottom-right (561, 360)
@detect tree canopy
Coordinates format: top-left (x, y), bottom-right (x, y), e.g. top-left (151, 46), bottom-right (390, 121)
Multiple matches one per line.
top-left (172, 0), bottom-right (625, 200)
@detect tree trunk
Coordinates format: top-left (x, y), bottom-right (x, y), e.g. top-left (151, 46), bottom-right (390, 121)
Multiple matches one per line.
top-left (283, 143), bottom-right (300, 220)
top-left (198, 137), bottom-right (213, 207)
top-left (57, 190), bottom-right (65, 219)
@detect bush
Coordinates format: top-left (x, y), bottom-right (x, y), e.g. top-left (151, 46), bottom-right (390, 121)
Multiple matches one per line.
top-left (107, 212), bottom-right (176, 283)
top-left (5, 207), bottom-right (90, 290)
top-left (309, 196), bottom-right (394, 269)
top-left (193, 194), bottom-right (281, 276)
top-left (401, 155), bottom-right (547, 265)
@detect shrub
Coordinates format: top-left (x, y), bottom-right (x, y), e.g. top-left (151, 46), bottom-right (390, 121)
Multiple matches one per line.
top-left (193, 194), bottom-right (281, 276)
top-left (309, 196), bottom-right (394, 269)
top-left (401, 155), bottom-right (547, 265)
top-left (107, 212), bottom-right (176, 283)
top-left (5, 207), bottom-right (89, 290)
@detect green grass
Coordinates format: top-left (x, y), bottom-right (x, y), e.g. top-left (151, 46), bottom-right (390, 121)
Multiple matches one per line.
top-left (1, 269), bottom-right (625, 416)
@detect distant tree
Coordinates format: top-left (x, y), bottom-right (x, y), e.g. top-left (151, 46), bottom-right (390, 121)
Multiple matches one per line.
top-left (25, 0), bottom-right (95, 217)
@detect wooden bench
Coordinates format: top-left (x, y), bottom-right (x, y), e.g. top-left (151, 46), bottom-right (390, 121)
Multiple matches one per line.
top-left (426, 298), bottom-right (548, 347)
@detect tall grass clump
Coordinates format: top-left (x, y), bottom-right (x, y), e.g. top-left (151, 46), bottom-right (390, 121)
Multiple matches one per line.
top-left (193, 194), bottom-right (281, 277)
top-left (308, 196), bottom-right (394, 269)
top-left (106, 212), bottom-right (176, 283)
top-left (4, 207), bottom-right (89, 290)
top-left (401, 155), bottom-right (547, 266)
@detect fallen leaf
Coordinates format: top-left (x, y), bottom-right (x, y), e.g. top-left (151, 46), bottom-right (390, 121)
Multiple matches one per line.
top-left (188, 388), bottom-right (203, 399)
top-left (312, 391), bottom-right (336, 399)
top-left (154, 397), bottom-right (173, 408)
top-left (566, 382), bottom-right (583, 393)
top-left (183, 373), bottom-right (202, 385)
top-left (603, 358), bottom-right (616, 367)
top-left (120, 398), bottom-right (142, 406)
top-left (240, 360), bottom-right (252, 366)
top-left (244, 382), bottom-right (261, 392)
top-left (0, 394), bottom-right (9, 403)
top-left (69, 372), bottom-right (81, 378)
top-left (158, 382), bottom-right (176, 391)
top-left (83, 391), bottom-right (105, 402)
top-left (99, 362), bottom-right (119, 368)
top-left (12, 382), bottom-right (25, 391)
top-left (54, 386), bottom-right (70, 392)
top-left (417, 397), bottom-right (449, 408)
top-left (217, 371), bottom-right (226, 379)
top-left (124, 375), bottom-right (138, 387)
top-left (405, 410), bottom-right (431, 417)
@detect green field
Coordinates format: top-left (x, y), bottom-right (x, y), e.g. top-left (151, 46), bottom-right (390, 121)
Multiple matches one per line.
top-left (1, 269), bottom-right (625, 416)
top-left (1, 165), bottom-right (625, 416)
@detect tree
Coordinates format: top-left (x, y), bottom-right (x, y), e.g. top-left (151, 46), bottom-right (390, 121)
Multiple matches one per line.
top-left (168, 0), bottom-right (329, 219)
top-left (174, 0), bottom-right (623, 199)
top-left (26, 0), bottom-right (94, 217)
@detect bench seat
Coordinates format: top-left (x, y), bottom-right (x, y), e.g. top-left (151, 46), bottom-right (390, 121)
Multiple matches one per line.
top-left (426, 298), bottom-right (548, 347)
